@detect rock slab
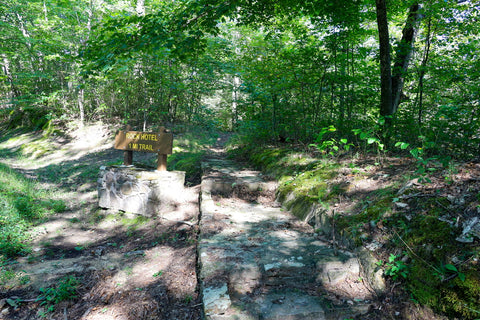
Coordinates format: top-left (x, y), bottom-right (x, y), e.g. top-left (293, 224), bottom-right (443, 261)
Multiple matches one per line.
top-left (198, 157), bottom-right (372, 320)
top-left (98, 166), bottom-right (185, 215)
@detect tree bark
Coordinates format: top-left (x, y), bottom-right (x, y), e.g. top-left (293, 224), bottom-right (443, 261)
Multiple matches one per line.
top-left (2, 55), bottom-right (20, 99)
top-left (78, 87), bottom-right (85, 127)
top-left (376, 1), bottom-right (421, 122)
top-left (417, 16), bottom-right (432, 124)
top-left (392, 4), bottom-right (422, 114)
top-left (375, 0), bottom-right (393, 117)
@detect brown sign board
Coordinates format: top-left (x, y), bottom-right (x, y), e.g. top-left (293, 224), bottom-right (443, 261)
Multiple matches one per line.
top-left (114, 131), bottom-right (173, 154)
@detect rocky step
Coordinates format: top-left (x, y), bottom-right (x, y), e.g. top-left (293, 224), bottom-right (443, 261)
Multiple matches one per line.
top-left (201, 158), bottom-right (276, 197)
top-left (198, 158), bottom-right (372, 320)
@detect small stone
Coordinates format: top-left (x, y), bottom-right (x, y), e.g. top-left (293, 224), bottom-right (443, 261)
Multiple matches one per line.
top-left (394, 202), bottom-right (409, 209)
top-left (124, 250), bottom-right (145, 257)
top-left (94, 247), bottom-right (104, 256)
top-left (365, 241), bottom-right (382, 251)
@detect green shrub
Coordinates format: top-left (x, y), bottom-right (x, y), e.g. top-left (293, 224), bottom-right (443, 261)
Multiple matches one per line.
top-left (37, 275), bottom-right (79, 313)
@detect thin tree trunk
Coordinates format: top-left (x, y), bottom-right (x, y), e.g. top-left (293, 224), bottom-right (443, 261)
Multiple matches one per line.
top-left (418, 17), bottom-right (432, 125)
top-left (78, 88), bottom-right (85, 127)
top-left (232, 75), bottom-right (240, 129)
top-left (2, 55), bottom-right (19, 99)
top-left (339, 45), bottom-right (346, 130)
top-left (392, 4), bottom-right (422, 114)
top-left (43, 1), bottom-right (48, 22)
top-left (272, 94), bottom-right (278, 138)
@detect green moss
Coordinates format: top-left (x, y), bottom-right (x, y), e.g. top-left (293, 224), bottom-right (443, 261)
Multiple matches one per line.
top-left (408, 262), bottom-right (441, 306)
top-left (19, 136), bottom-right (55, 159)
top-left (440, 269), bottom-right (480, 318)
top-left (401, 216), bottom-right (456, 264)
top-left (409, 262), bottom-right (480, 319)
top-left (120, 215), bottom-right (149, 227)
top-left (336, 196), bottom-right (393, 233)
top-left (282, 195), bottom-right (316, 220)
top-left (276, 163), bottom-right (340, 202)
top-left (42, 120), bottom-right (63, 137)
top-left (393, 199), bottom-right (478, 319)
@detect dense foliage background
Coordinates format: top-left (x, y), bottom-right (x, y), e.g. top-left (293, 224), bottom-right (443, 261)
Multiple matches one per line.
top-left (1, 0), bottom-right (479, 158)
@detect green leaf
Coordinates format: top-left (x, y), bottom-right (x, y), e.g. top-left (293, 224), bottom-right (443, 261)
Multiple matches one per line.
top-left (410, 148), bottom-right (421, 158)
top-left (395, 142), bottom-right (410, 150)
top-left (352, 129), bottom-right (361, 135)
top-left (444, 264), bottom-right (458, 272)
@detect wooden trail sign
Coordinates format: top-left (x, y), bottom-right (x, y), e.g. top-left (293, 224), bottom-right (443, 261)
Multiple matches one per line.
top-left (114, 126), bottom-right (173, 171)
top-left (114, 130), bottom-right (173, 154)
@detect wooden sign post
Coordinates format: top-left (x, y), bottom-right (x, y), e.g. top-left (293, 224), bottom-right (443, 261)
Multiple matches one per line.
top-left (124, 125), bottom-right (133, 166)
top-left (114, 126), bottom-right (173, 171)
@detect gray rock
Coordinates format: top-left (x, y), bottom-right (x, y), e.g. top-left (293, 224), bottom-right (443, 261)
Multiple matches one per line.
top-left (456, 217), bottom-right (480, 243)
top-left (203, 283), bottom-right (231, 315)
top-left (198, 157), bottom-right (373, 320)
top-left (97, 166), bottom-right (185, 216)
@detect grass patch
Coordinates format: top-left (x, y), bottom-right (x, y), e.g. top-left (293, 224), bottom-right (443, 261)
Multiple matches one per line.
top-left (167, 128), bottom-right (219, 184)
top-left (0, 162), bottom-right (66, 258)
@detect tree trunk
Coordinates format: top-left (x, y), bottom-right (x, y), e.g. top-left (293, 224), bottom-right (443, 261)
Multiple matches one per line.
top-left (2, 55), bottom-right (20, 100)
top-left (78, 87), bottom-right (85, 127)
top-left (375, 0), bottom-right (393, 117)
top-left (43, 1), bottom-right (48, 22)
top-left (232, 75), bottom-right (240, 129)
top-left (392, 4), bottom-right (422, 114)
top-left (376, 1), bottom-right (421, 123)
top-left (417, 17), bottom-right (432, 124)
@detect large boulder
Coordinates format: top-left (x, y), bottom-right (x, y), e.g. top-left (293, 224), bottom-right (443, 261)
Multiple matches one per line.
top-left (97, 166), bottom-right (185, 215)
